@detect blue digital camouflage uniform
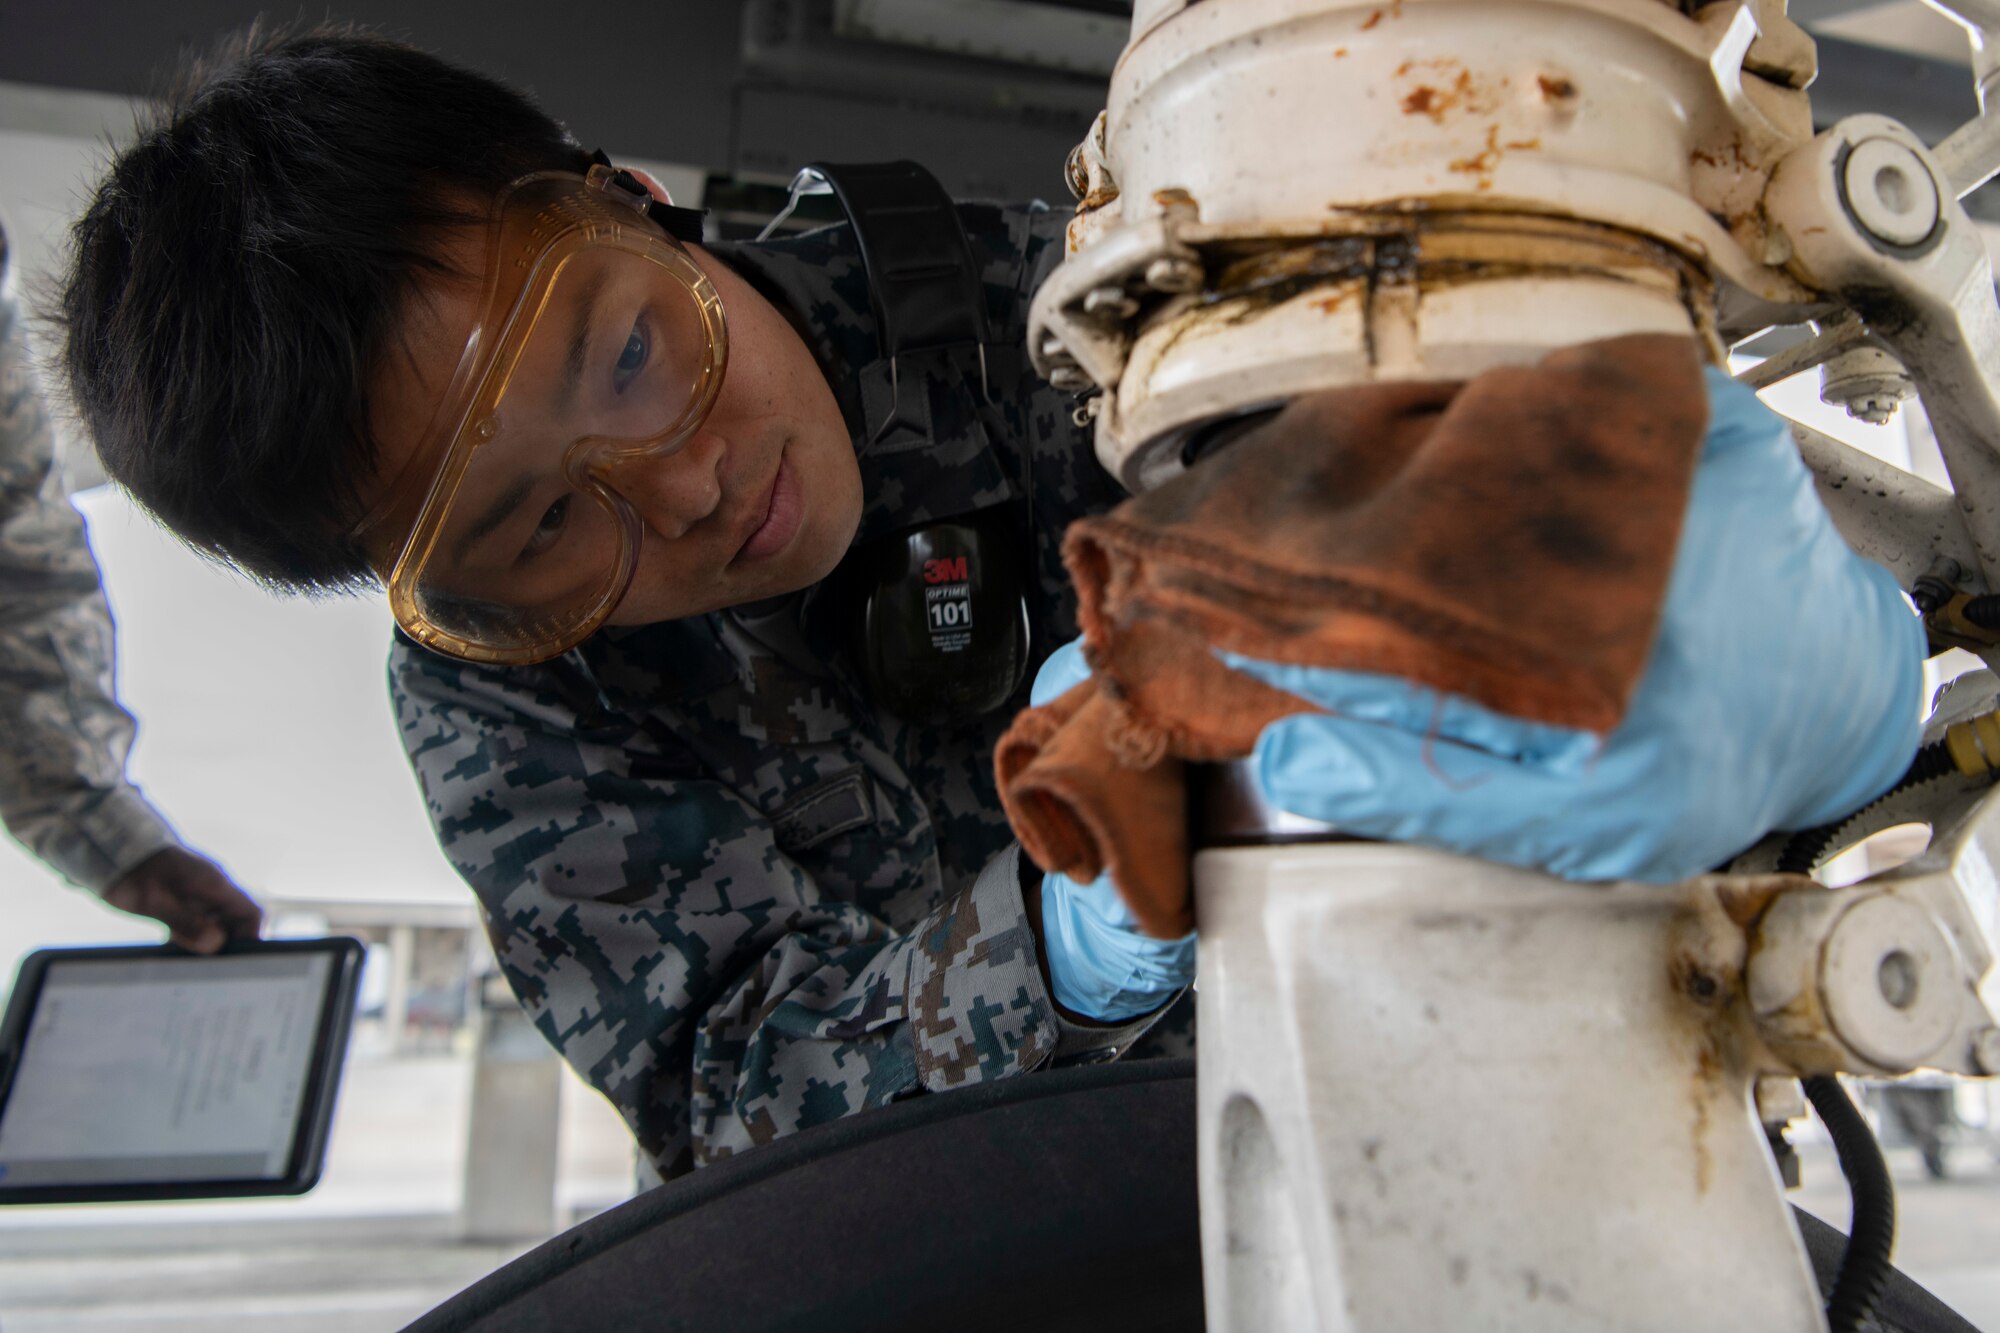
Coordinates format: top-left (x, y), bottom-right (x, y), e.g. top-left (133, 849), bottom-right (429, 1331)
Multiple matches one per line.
top-left (392, 202), bottom-right (1195, 1179)
top-left (0, 231), bottom-right (178, 893)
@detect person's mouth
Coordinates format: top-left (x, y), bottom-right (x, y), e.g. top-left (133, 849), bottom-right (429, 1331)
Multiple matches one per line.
top-left (732, 452), bottom-right (804, 564)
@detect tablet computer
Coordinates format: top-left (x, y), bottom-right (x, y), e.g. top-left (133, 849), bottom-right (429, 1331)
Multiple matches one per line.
top-left (0, 937), bottom-right (364, 1204)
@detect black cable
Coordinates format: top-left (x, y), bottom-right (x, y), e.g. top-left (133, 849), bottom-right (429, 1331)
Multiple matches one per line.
top-left (1774, 739), bottom-right (1956, 874)
top-left (1802, 1076), bottom-right (1896, 1333)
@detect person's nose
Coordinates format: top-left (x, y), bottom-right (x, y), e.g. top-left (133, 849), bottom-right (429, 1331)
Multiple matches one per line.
top-left (604, 431), bottom-right (725, 540)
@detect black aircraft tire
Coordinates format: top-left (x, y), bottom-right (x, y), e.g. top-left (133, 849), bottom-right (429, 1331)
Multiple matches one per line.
top-left (405, 1059), bottom-right (1976, 1333)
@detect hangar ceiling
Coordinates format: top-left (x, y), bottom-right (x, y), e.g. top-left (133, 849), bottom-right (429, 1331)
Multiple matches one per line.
top-left (0, 0), bottom-right (1991, 218)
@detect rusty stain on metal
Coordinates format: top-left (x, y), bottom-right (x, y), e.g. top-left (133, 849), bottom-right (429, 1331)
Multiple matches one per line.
top-left (1134, 301), bottom-right (1221, 382)
top-left (1689, 1033), bottom-right (1722, 1196)
top-left (1196, 240), bottom-right (1377, 328)
top-left (1175, 211), bottom-right (1712, 326)
top-left (1077, 183), bottom-right (1122, 215)
top-left (1664, 945), bottom-right (1726, 1201)
top-left (1123, 211), bottom-right (1721, 405)
top-left (1403, 86), bottom-right (1441, 117)
top-left (1334, 46), bottom-right (1350, 58)
top-left (1359, 0), bottom-right (1402, 31)
top-left (1537, 74), bottom-right (1578, 102)
top-left (1714, 875), bottom-right (1797, 930)
top-left (1696, 144), bottom-right (1744, 172)
top-left (1394, 60), bottom-right (1506, 125)
top-left (1065, 146), bottom-right (1091, 203)
top-left (1154, 187), bottom-right (1201, 218)
top-left (1690, 133), bottom-right (1776, 234)
top-left (1442, 124), bottom-right (1545, 191)
top-left (1690, 136), bottom-right (1757, 173)
top-left (1670, 953), bottom-right (1725, 1008)
top-left (1663, 881), bottom-right (1778, 1199)
top-left (1449, 126), bottom-right (1505, 189)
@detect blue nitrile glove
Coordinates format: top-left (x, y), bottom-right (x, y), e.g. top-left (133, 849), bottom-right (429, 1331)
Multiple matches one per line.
top-left (1031, 638), bottom-right (1197, 1021)
top-left (1224, 367), bottom-right (1925, 882)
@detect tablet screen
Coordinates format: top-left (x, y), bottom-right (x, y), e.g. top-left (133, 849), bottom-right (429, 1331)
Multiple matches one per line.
top-left (0, 952), bottom-right (336, 1189)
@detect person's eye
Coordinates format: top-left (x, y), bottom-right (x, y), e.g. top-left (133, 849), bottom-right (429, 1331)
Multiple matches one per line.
top-left (521, 494), bottom-right (572, 561)
top-left (613, 317), bottom-right (650, 393)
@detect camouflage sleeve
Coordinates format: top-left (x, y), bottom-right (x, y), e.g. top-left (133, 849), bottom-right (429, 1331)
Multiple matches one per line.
top-left (0, 270), bottom-right (176, 893)
top-left (395, 652), bottom-right (1165, 1177)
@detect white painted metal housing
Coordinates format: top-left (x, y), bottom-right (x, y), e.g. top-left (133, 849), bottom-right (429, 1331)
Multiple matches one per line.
top-left (1027, 2), bottom-right (2000, 1330)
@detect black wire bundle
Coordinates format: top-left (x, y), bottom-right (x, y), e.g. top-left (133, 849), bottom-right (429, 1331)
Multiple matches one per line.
top-left (1803, 1075), bottom-right (1896, 1333)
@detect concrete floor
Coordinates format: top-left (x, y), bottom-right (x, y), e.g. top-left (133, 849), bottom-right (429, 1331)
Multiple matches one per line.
top-left (0, 1062), bottom-right (1995, 1331)
top-left (0, 1242), bottom-right (532, 1333)
top-left (0, 1051), bottom-right (635, 1332)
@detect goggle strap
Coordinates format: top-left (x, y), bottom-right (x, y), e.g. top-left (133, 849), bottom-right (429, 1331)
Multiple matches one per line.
top-left (586, 149), bottom-right (707, 243)
top-left (646, 199), bottom-right (707, 244)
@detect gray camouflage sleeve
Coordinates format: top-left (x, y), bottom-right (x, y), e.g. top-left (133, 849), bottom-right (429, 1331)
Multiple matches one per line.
top-left (0, 273), bottom-right (176, 893)
top-left (396, 654), bottom-right (1162, 1177)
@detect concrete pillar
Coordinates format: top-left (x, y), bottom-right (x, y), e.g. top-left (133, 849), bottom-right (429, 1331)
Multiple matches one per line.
top-left (383, 923), bottom-right (415, 1056)
top-left (458, 980), bottom-right (562, 1241)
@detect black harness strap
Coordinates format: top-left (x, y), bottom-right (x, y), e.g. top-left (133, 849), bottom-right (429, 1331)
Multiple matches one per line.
top-left (806, 160), bottom-right (993, 365)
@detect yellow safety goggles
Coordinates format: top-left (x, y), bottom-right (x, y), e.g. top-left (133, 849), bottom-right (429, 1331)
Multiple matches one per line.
top-left (354, 165), bottom-right (727, 665)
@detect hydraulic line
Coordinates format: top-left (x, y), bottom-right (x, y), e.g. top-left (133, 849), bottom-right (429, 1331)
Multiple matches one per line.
top-left (1959, 594), bottom-right (2000, 631)
top-left (1801, 1076), bottom-right (1896, 1333)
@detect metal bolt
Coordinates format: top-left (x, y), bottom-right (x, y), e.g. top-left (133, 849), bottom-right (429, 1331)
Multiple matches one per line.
top-left (1819, 344), bottom-right (1912, 425)
top-left (1973, 1026), bottom-right (2000, 1076)
top-left (1065, 143), bottom-right (1091, 202)
top-left (1083, 286), bottom-right (1140, 320)
top-left (1144, 256), bottom-right (1204, 294)
top-left (1049, 366), bottom-right (1096, 393)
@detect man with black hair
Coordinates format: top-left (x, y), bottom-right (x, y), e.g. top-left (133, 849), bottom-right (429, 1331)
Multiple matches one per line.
top-left (1, 222), bottom-right (259, 953)
top-left (64, 26), bottom-right (1175, 1179)
top-left (59, 26), bottom-right (1923, 1180)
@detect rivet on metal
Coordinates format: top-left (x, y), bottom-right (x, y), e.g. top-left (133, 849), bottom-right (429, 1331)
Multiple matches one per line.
top-left (1144, 257), bottom-right (1204, 294)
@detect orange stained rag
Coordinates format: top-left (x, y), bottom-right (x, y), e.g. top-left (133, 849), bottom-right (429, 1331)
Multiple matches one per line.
top-left (997, 333), bottom-right (1710, 938)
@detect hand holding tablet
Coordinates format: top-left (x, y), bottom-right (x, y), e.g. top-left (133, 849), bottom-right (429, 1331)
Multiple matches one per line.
top-left (0, 938), bottom-right (363, 1203)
